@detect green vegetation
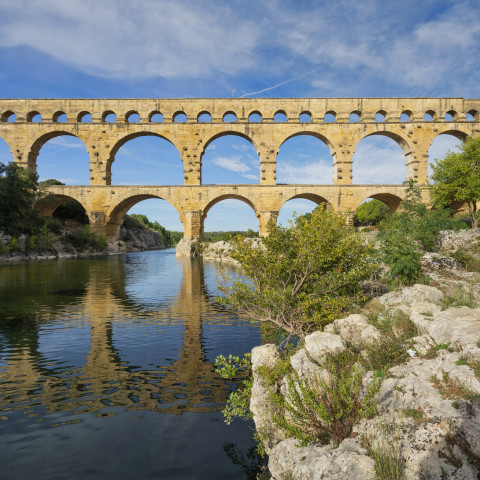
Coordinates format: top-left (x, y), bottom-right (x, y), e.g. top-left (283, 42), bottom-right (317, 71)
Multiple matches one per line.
top-left (269, 352), bottom-right (382, 446)
top-left (430, 135), bottom-right (480, 228)
top-left (203, 229), bottom-right (259, 242)
top-left (122, 213), bottom-right (182, 246)
top-left (354, 199), bottom-right (390, 227)
top-left (218, 209), bottom-right (377, 338)
top-left (378, 180), bottom-right (461, 285)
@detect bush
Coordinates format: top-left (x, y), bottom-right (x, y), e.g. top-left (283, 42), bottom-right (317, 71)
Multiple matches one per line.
top-left (270, 354), bottom-right (382, 446)
top-left (218, 209), bottom-right (377, 338)
top-left (45, 217), bottom-right (63, 235)
top-left (67, 226), bottom-right (107, 251)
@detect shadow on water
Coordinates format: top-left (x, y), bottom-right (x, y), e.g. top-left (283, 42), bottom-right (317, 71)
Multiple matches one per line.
top-left (0, 250), bottom-right (262, 480)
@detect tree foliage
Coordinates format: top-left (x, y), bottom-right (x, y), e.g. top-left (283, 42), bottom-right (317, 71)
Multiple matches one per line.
top-left (0, 162), bottom-right (40, 234)
top-left (378, 180), bottom-right (460, 284)
top-left (218, 209), bottom-right (376, 338)
top-left (354, 199), bottom-right (390, 226)
top-left (430, 135), bottom-right (480, 228)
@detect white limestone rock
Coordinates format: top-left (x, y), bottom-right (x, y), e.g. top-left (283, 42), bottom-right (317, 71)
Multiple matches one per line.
top-left (289, 348), bottom-right (324, 379)
top-left (324, 314), bottom-right (382, 348)
top-left (304, 331), bottom-right (346, 364)
top-left (378, 284), bottom-right (444, 310)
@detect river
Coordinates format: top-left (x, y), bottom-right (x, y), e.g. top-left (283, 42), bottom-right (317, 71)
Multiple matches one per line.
top-left (0, 249), bottom-right (264, 479)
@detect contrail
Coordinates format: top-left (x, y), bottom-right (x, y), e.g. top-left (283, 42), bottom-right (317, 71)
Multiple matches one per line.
top-left (239, 68), bottom-right (318, 98)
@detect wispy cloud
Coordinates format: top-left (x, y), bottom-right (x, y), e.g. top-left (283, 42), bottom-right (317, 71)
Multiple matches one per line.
top-left (211, 155), bottom-right (251, 173)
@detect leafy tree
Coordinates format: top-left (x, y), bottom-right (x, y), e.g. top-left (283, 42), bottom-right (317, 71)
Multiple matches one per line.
top-left (0, 162), bottom-right (40, 234)
top-left (354, 199), bottom-right (390, 226)
top-left (430, 135), bottom-right (480, 228)
top-left (378, 180), bottom-right (460, 284)
top-left (218, 209), bottom-right (376, 338)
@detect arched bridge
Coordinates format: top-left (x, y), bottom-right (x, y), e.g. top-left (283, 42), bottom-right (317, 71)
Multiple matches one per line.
top-left (1, 97), bottom-right (478, 239)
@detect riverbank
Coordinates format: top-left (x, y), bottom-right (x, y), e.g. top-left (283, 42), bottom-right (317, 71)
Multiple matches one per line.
top-left (248, 229), bottom-right (480, 479)
top-left (0, 227), bottom-right (166, 263)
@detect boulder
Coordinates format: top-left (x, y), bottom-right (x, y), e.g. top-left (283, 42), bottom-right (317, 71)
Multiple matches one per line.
top-left (304, 331), bottom-right (346, 364)
top-left (324, 314), bottom-right (382, 348)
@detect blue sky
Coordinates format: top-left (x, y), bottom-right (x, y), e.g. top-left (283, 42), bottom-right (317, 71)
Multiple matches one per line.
top-left (0, 0), bottom-right (479, 231)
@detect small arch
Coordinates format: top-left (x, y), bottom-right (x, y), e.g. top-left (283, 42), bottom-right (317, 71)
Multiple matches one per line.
top-left (324, 111), bottom-right (336, 122)
top-left (356, 194), bottom-right (403, 214)
top-left (466, 109), bottom-right (478, 121)
top-left (374, 110), bottom-right (386, 122)
top-left (223, 111), bottom-right (237, 122)
top-left (400, 110), bottom-right (411, 122)
top-left (102, 110), bottom-right (117, 123)
top-left (423, 110), bottom-right (436, 121)
top-left (349, 111), bottom-right (361, 122)
top-left (53, 111), bottom-right (67, 123)
top-left (35, 193), bottom-right (89, 220)
top-left (299, 111), bottom-right (312, 123)
top-left (173, 111), bottom-right (187, 123)
top-left (126, 111), bottom-right (141, 123)
top-left (248, 111), bottom-right (262, 123)
top-left (77, 111), bottom-right (92, 122)
top-left (279, 193), bottom-right (332, 215)
top-left (202, 194), bottom-right (257, 219)
top-left (27, 111), bottom-right (42, 122)
top-left (1, 111), bottom-right (16, 122)
top-left (274, 110), bottom-right (287, 122)
top-left (197, 111), bottom-right (212, 123)
top-left (444, 110), bottom-right (457, 122)
top-left (149, 111), bottom-right (163, 122)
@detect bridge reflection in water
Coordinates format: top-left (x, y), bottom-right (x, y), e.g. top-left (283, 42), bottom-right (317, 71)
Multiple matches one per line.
top-left (0, 252), bottom-right (260, 420)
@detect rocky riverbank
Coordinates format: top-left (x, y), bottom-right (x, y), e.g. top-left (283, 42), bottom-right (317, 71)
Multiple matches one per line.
top-left (249, 229), bottom-right (480, 480)
top-left (0, 227), bottom-right (165, 263)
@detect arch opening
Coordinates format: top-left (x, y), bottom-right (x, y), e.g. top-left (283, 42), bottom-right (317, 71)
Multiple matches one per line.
top-left (274, 111), bottom-right (287, 122)
top-left (324, 111), bottom-right (336, 123)
top-left (299, 111), bottom-right (311, 123)
top-left (248, 111), bottom-right (262, 123)
top-left (35, 133), bottom-right (91, 185)
top-left (277, 133), bottom-right (334, 184)
top-left (27, 111), bottom-right (42, 122)
top-left (278, 195), bottom-right (330, 227)
top-left (110, 134), bottom-right (183, 186)
top-left (349, 111), bottom-right (361, 122)
top-left (374, 111), bottom-right (386, 122)
top-left (466, 110), bottom-right (478, 121)
top-left (1, 111), bottom-right (16, 122)
top-left (428, 133), bottom-right (463, 180)
top-left (53, 112), bottom-right (67, 123)
top-left (223, 112), bottom-right (237, 123)
top-left (353, 133), bottom-right (408, 184)
top-left (173, 112), bottom-right (187, 123)
top-left (423, 110), bottom-right (435, 121)
top-left (103, 111), bottom-right (117, 123)
top-left (197, 112), bottom-right (212, 123)
top-left (201, 134), bottom-right (259, 185)
top-left (353, 195), bottom-right (401, 226)
top-left (400, 111), bottom-right (411, 122)
top-left (77, 111), bottom-right (92, 122)
top-left (445, 110), bottom-right (457, 122)
top-left (149, 112), bottom-right (163, 122)
top-left (202, 196), bottom-right (258, 235)
top-left (0, 137), bottom-right (13, 164)
top-left (126, 111), bottom-right (140, 123)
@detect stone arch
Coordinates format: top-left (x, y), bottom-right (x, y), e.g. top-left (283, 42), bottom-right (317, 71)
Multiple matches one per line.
top-left (0, 135), bottom-right (13, 163)
top-left (201, 194), bottom-right (259, 233)
top-left (125, 110), bottom-right (140, 122)
top-left (424, 110), bottom-right (436, 121)
top-left (223, 111), bottom-right (237, 122)
top-left (466, 109), bottom-right (479, 121)
top-left (349, 111), bottom-right (362, 122)
top-left (400, 110), bottom-right (412, 122)
top-left (27, 111), bottom-right (42, 122)
top-left (106, 194), bottom-right (182, 240)
top-left (374, 110), bottom-right (387, 122)
top-left (52, 111), bottom-right (67, 123)
top-left (108, 132), bottom-right (181, 185)
top-left (202, 131), bottom-right (258, 153)
top-left (248, 111), bottom-right (262, 122)
top-left (27, 131), bottom-right (90, 173)
top-left (1, 110), bottom-right (16, 122)
top-left (353, 131), bottom-right (412, 184)
top-left (428, 130), bottom-right (466, 180)
top-left (299, 111), bottom-right (312, 122)
top-left (355, 193), bottom-right (404, 213)
top-left (274, 110), bottom-right (287, 122)
top-left (324, 111), bottom-right (336, 122)
top-left (173, 111), bottom-right (187, 122)
top-left (149, 110), bottom-right (163, 122)
top-left (432, 128), bottom-right (469, 142)
top-left (197, 111), bottom-right (212, 122)
top-left (279, 131), bottom-right (335, 155)
top-left (102, 110), bottom-right (117, 122)
top-left (445, 110), bottom-right (458, 121)
top-left (77, 111), bottom-right (91, 122)
top-left (35, 193), bottom-right (89, 218)
top-left (279, 193), bottom-right (333, 212)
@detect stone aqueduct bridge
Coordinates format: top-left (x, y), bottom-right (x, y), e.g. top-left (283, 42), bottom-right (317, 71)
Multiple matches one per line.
top-left (1, 97), bottom-right (479, 240)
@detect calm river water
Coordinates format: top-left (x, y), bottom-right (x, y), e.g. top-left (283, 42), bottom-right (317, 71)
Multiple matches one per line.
top-left (0, 250), bottom-right (263, 480)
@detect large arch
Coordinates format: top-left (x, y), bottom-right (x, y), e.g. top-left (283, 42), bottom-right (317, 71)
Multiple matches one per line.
top-left (0, 136), bottom-right (13, 164)
top-left (108, 133), bottom-right (182, 186)
top-left (106, 194), bottom-right (183, 240)
top-left (35, 193), bottom-right (89, 218)
top-left (428, 131), bottom-right (465, 180)
top-left (353, 132), bottom-right (411, 184)
top-left (277, 194), bottom-right (331, 227)
top-left (276, 132), bottom-right (335, 184)
top-left (201, 133), bottom-right (260, 185)
top-left (201, 194), bottom-right (258, 234)
top-left (29, 131), bottom-right (90, 185)
top-left (353, 193), bottom-right (404, 214)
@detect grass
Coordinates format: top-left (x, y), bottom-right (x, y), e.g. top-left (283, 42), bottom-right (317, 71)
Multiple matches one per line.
top-left (431, 372), bottom-right (480, 401)
top-left (441, 287), bottom-right (477, 310)
top-left (449, 248), bottom-right (480, 272)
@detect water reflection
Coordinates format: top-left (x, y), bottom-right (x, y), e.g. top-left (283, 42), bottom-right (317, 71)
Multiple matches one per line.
top-left (0, 252), bottom-right (258, 419)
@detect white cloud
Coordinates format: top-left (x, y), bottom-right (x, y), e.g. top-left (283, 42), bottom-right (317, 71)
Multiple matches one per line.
top-left (277, 159), bottom-right (333, 184)
top-left (212, 155), bottom-right (251, 173)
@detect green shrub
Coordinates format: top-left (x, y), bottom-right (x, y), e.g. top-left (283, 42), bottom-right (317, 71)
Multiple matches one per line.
top-left (366, 335), bottom-right (409, 372)
top-left (45, 217), bottom-right (63, 235)
top-left (441, 287), bottom-right (477, 310)
top-left (270, 355), bottom-right (382, 446)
